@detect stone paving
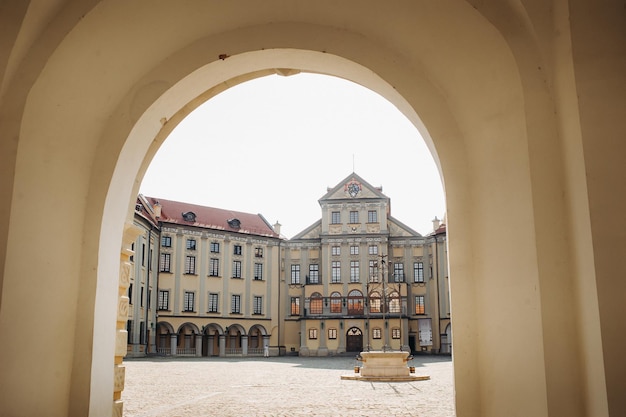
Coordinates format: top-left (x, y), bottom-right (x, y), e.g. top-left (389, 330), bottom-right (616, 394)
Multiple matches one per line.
top-left (122, 355), bottom-right (455, 417)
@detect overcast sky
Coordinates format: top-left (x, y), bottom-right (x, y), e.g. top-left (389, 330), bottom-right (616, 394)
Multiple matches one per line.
top-left (140, 73), bottom-right (445, 239)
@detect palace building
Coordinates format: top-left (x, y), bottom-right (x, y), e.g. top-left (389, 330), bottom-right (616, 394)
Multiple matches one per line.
top-left (128, 173), bottom-right (449, 357)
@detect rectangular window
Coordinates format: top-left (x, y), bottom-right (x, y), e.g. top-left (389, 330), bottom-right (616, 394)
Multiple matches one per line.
top-left (186, 238), bottom-right (196, 250)
top-left (308, 328), bottom-right (318, 339)
top-left (368, 245), bottom-right (378, 255)
top-left (139, 322), bottom-right (145, 344)
top-left (349, 211), bottom-right (359, 223)
top-left (350, 245), bottom-right (359, 255)
top-left (414, 262), bottom-right (424, 283)
top-left (253, 296), bottom-right (263, 315)
top-left (209, 258), bottom-right (220, 277)
top-left (308, 264), bottom-right (319, 284)
top-left (140, 287), bottom-right (144, 307)
top-left (328, 328), bottom-right (338, 340)
top-left (291, 297), bottom-right (300, 315)
top-left (208, 293), bottom-right (219, 313)
top-left (128, 283), bottom-right (133, 304)
top-left (231, 294), bottom-right (241, 314)
top-left (185, 255), bottom-right (196, 274)
top-left (415, 295), bottom-right (425, 315)
top-left (332, 261), bottom-right (341, 283)
top-left (158, 290), bottom-right (169, 310)
top-left (159, 253), bottom-right (171, 272)
top-left (392, 328), bottom-right (401, 339)
top-left (232, 260), bottom-right (242, 278)
top-left (290, 264), bottom-right (300, 284)
top-left (393, 263), bottom-right (404, 282)
top-left (130, 242), bottom-right (134, 263)
top-left (350, 260), bottom-right (360, 283)
top-left (183, 291), bottom-right (195, 312)
top-left (210, 242), bottom-right (220, 253)
top-left (254, 263), bottom-right (263, 280)
top-left (141, 243), bottom-right (146, 266)
top-left (368, 210), bottom-right (378, 223)
top-left (331, 211), bottom-right (341, 224)
top-left (161, 236), bottom-right (172, 247)
top-left (369, 260), bottom-right (379, 282)
top-left (331, 246), bottom-right (341, 256)
top-left (148, 289), bottom-right (152, 309)
top-left (233, 244), bottom-right (242, 256)
top-left (372, 328), bottom-right (382, 339)
top-left (255, 247), bottom-right (264, 258)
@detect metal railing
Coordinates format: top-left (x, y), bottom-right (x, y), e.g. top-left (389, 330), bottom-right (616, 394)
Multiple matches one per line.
top-left (176, 347), bottom-right (196, 356)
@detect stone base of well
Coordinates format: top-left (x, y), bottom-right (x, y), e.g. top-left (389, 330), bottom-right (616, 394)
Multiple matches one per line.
top-left (341, 350), bottom-right (430, 382)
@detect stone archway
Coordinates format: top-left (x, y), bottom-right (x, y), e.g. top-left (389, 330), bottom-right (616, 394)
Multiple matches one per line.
top-left (1, 3), bottom-right (623, 417)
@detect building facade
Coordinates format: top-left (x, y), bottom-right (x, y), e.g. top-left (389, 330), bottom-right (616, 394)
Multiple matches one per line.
top-left (132, 173), bottom-right (449, 357)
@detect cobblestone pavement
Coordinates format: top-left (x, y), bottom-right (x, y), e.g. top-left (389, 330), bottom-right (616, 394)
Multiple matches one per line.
top-left (122, 355), bottom-right (455, 417)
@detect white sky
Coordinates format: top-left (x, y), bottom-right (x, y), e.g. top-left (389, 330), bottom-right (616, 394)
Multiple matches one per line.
top-left (140, 73), bottom-right (445, 239)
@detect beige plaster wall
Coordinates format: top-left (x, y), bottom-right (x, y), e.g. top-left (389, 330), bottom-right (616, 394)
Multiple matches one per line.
top-left (0, 2), bottom-right (623, 417)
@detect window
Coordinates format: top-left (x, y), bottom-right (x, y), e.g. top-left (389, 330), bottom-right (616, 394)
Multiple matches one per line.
top-left (209, 258), bottom-right (220, 277)
top-left (350, 245), bottom-right (359, 255)
top-left (127, 320), bottom-right (134, 343)
top-left (331, 246), bottom-right (341, 256)
top-left (368, 210), bottom-right (378, 223)
top-left (415, 295), bottom-right (425, 315)
top-left (350, 260), bottom-right (359, 283)
top-left (372, 328), bottom-right (382, 339)
top-left (139, 322), bottom-right (146, 344)
top-left (232, 260), bottom-right (242, 278)
top-left (393, 263), bottom-right (404, 282)
top-left (210, 242), bottom-right (220, 253)
top-left (159, 253), bottom-right (171, 272)
top-left (158, 290), bottom-right (169, 310)
top-left (208, 293), bottom-right (219, 313)
top-left (330, 292), bottom-right (342, 313)
top-left (347, 289), bottom-right (364, 315)
top-left (161, 236), bottom-right (172, 247)
top-left (368, 245), bottom-right (378, 255)
top-left (290, 297), bottom-right (300, 315)
top-left (130, 242), bottom-right (134, 263)
top-left (140, 287), bottom-right (144, 307)
top-left (392, 328), bottom-right (401, 339)
top-left (148, 289), bottom-right (151, 309)
top-left (185, 255), bottom-right (196, 274)
top-left (349, 211), bottom-right (359, 223)
top-left (231, 294), bottom-right (241, 314)
top-left (128, 283), bottom-right (133, 304)
top-left (254, 263), bottom-right (263, 280)
top-left (253, 296), bottom-right (263, 315)
top-left (328, 328), bottom-right (337, 340)
top-left (310, 292), bottom-right (323, 314)
top-left (141, 243), bottom-right (146, 266)
top-left (369, 291), bottom-right (381, 313)
top-left (233, 244), bottom-right (242, 256)
top-left (308, 264), bottom-right (319, 284)
top-left (183, 291), bottom-right (195, 312)
top-left (331, 261), bottom-right (341, 283)
top-left (389, 291), bottom-right (401, 313)
top-left (414, 262), bottom-right (424, 283)
top-left (290, 264), bottom-right (300, 284)
top-left (369, 260), bottom-right (379, 282)
top-left (186, 238), bottom-right (196, 250)
top-left (308, 328), bottom-right (318, 339)
top-left (255, 247), bottom-right (263, 257)
top-left (331, 211), bottom-right (341, 224)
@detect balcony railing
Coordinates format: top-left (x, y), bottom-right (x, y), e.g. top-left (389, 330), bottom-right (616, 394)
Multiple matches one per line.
top-left (176, 347), bottom-right (196, 356)
top-left (302, 296), bottom-right (409, 318)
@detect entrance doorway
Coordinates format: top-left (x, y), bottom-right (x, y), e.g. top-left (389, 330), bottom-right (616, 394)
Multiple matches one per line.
top-left (346, 327), bottom-right (363, 352)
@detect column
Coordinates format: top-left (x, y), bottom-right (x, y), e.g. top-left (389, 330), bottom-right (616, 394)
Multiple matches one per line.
top-left (263, 335), bottom-right (271, 357)
top-left (170, 334), bottom-right (177, 356)
top-left (318, 321), bottom-right (328, 356)
top-left (195, 334), bottom-right (203, 357)
top-left (241, 335), bottom-right (248, 356)
top-left (219, 335), bottom-right (226, 357)
top-left (207, 335), bottom-right (214, 356)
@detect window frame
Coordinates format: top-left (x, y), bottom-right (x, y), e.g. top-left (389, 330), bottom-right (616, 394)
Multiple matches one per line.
top-left (393, 262), bottom-right (404, 282)
top-left (367, 210), bottom-right (378, 223)
top-left (209, 258), bottom-right (220, 277)
top-left (159, 253), bottom-right (171, 273)
top-left (231, 294), bottom-right (241, 314)
top-left (308, 264), bottom-right (319, 284)
top-left (186, 238), bottom-right (196, 250)
top-left (290, 297), bottom-right (300, 315)
top-left (372, 327), bottom-right (382, 339)
top-left (161, 235), bottom-right (172, 247)
top-left (290, 264), bottom-right (301, 284)
top-left (331, 261), bottom-right (341, 283)
top-left (328, 328), bottom-right (338, 340)
top-left (210, 241), bottom-right (220, 253)
top-left (233, 244), bottom-right (242, 256)
top-left (253, 296), bottom-right (263, 315)
top-left (331, 211), bottom-right (341, 224)
top-left (183, 291), bottom-right (195, 312)
top-left (158, 290), bottom-right (169, 310)
top-left (415, 295), bottom-right (426, 315)
top-left (350, 260), bottom-right (360, 283)
top-left (350, 245), bottom-right (359, 255)
top-left (185, 255), bottom-right (196, 275)
top-left (414, 261), bottom-right (424, 283)
top-left (208, 292), bottom-right (219, 313)
top-left (308, 328), bottom-right (318, 340)
top-left (254, 263), bottom-right (263, 281)
top-left (349, 210), bottom-right (359, 224)
top-left (232, 260), bottom-right (242, 278)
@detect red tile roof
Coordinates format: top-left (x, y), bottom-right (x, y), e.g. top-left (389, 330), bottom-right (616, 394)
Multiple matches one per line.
top-left (143, 196), bottom-right (279, 238)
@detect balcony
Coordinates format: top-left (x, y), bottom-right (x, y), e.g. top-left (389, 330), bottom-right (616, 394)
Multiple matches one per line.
top-left (302, 296), bottom-right (409, 318)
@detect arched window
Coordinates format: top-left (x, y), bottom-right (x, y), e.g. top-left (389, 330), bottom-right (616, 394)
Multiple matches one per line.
top-left (369, 291), bottom-right (381, 313)
top-left (310, 292), bottom-right (323, 314)
top-left (348, 289), bottom-right (364, 315)
top-left (388, 291), bottom-right (401, 313)
top-left (330, 291), bottom-right (342, 313)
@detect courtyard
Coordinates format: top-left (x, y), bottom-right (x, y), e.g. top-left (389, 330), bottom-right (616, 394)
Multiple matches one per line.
top-left (122, 355), bottom-right (455, 417)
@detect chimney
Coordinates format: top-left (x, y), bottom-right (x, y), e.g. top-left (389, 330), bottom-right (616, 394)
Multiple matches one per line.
top-left (153, 201), bottom-right (162, 218)
top-left (432, 216), bottom-right (441, 232)
top-left (273, 221), bottom-right (282, 235)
